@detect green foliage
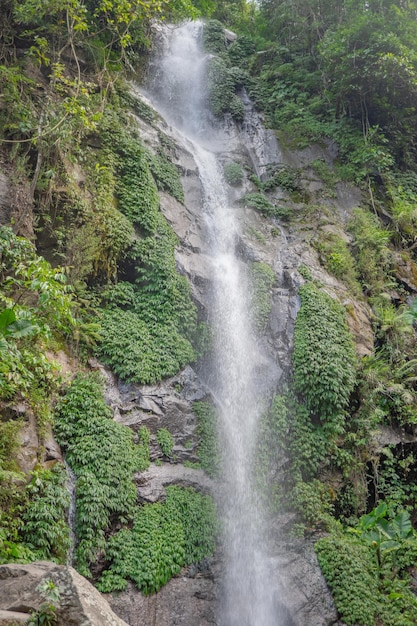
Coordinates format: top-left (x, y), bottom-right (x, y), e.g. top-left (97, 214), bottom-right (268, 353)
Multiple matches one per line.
top-left (136, 426), bottom-right (151, 472)
top-left (348, 208), bottom-right (392, 292)
top-left (0, 419), bottom-right (22, 471)
top-left (0, 226), bottom-right (75, 337)
top-left (0, 227), bottom-right (73, 402)
top-left (316, 505), bottom-right (417, 625)
top-left (97, 309), bottom-right (194, 385)
top-left (105, 130), bottom-right (160, 233)
top-left (242, 192), bottom-right (274, 215)
top-left (314, 232), bottom-right (360, 294)
top-left (289, 402), bottom-right (328, 480)
top-left (292, 478), bottom-right (333, 528)
top-left (203, 20), bottom-right (227, 54)
top-left (207, 56), bottom-right (245, 121)
top-left (250, 261), bottom-right (275, 331)
top-left (224, 161), bottom-right (244, 186)
top-left (97, 486), bottom-right (217, 594)
top-left (156, 428), bottom-right (174, 457)
top-left (54, 373), bottom-right (139, 576)
top-left (262, 166), bottom-right (300, 193)
top-left (353, 502), bottom-right (415, 575)
top-left (21, 465), bottom-right (70, 563)
top-left (315, 533), bottom-right (379, 625)
top-left (147, 149), bottom-right (184, 204)
top-left (121, 91), bottom-right (157, 125)
top-left (97, 208), bottom-right (196, 384)
top-left (293, 282), bottom-right (356, 424)
top-left (297, 264), bottom-right (313, 281)
top-left (193, 401), bottom-right (221, 478)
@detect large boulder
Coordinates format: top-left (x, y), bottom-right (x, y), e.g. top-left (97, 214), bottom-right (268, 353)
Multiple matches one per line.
top-left (0, 562), bottom-right (128, 626)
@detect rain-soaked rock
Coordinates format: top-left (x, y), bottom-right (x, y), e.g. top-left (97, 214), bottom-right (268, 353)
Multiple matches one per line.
top-left (107, 575), bottom-right (218, 626)
top-left (0, 562), bottom-right (128, 626)
top-left (264, 540), bottom-right (338, 626)
top-left (136, 462), bottom-right (214, 503)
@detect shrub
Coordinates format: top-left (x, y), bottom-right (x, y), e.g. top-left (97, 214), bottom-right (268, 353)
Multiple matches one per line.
top-left (314, 232), bottom-right (360, 294)
top-left (242, 192), bottom-right (275, 215)
top-left (224, 162), bottom-right (244, 186)
top-left (293, 282), bottom-right (356, 426)
top-left (54, 373), bottom-right (139, 576)
top-left (348, 208), bottom-right (391, 292)
top-left (97, 486), bottom-right (218, 594)
top-left (97, 309), bottom-right (194, 384)
top-left (21, 465), bottom-right (70, 563)
top-left (315, 533), bottom-right (379, 625)
top-left (207, 57), bottom-right (245, 121)
top-left (156, 428), bottom-right (174, 457)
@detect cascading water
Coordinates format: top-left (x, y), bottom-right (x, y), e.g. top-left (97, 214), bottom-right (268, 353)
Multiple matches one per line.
top-left (147, 22), bottom-right (288, 625)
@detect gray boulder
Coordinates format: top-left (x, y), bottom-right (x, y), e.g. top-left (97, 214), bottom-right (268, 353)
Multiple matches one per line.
top-left (0, 562), bottom-right (128, 626)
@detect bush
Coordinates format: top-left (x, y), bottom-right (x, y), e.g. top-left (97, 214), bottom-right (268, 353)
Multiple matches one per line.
top-left (97, 486), bottom-right (218, 594)
top-left (293, 282), bottom-right (356, 426)
top-left (224, 162), bottom-right (244, 186)
top-left (21, 465), bottom-right (70, 563)
top-left (54, 373), bottom-right (140, 576)
top-left (97, 309), bottom-right (194, 384)
top-left (156, 428), bottom-right (174, 457)
top-left (315, 533), bottom-right (379, 625)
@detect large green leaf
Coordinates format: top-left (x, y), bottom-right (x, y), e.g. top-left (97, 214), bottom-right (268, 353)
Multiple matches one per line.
top-left (0, 308), bottom-right (16, 335)
top-left (391, 510), bottom-right (413, 539)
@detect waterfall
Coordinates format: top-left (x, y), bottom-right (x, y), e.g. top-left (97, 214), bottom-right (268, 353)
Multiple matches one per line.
top-left (147, 21), bottom-right (288, 625)
top-left (65, 459), bottom-right (77, 566)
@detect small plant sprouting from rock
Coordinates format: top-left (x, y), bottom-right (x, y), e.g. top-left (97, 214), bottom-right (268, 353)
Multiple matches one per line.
top-left (28, 579), bottom-right (60, 626)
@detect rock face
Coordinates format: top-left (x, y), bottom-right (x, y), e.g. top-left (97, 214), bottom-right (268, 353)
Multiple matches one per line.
top-left (93, 76), bottom-right (374, 624)
top-left (107, 542), bottom-right (338, 626)
top-left (107, 574), bottom-right (218, 626)
top-left (0, 562), bottom-right (129, 626)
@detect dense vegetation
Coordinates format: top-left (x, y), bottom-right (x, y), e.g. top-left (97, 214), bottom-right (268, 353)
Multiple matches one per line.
top-left (2, 0), bottom-right (417, 623)
top-left (0, 0), bottom-right (214, 586)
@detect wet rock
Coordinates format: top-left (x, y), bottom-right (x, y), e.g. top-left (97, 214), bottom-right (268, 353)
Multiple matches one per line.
top-left (344, 299), bottom-right (374, 357)
top-left (0, 562), bottom-right (128, 626)
top-left (276, 544), bottom-right (338, 626)
top-left (16, 408), bottom-right (39, 474)
top-left (107, 576), bottom-right (217, 626)
top-left (136, 462), bottom-right (214, 503)
top-left (43, 425), bottom-right (64, 463)
top-left (392, 251), bottom-right (417, 294)
top-left (159, 191), bottom-right (193, 242)
top-left (0, 169), bottom-right (12, 225)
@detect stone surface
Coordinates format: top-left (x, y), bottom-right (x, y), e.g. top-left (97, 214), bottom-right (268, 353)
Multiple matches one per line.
top-left (97, 92), bottom-right (370, 626)
top-left (16, 408), bottom-right (39, 474)
top-left (266, 540), bottom-right (338, 626)
top-left (0, 609), bottom-right (30, 625)
top-left (0, 562), bottom-right (129, 626)
top-left (136, 462), bottom-right (214, 503)
top-left (0, 167), bottom-right (12, 226)
top-left (108, 574), bottom-right (217, 626)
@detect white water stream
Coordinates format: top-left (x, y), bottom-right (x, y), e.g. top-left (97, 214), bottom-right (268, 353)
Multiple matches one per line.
top-left (147, 21), bottom-right (286, 625)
